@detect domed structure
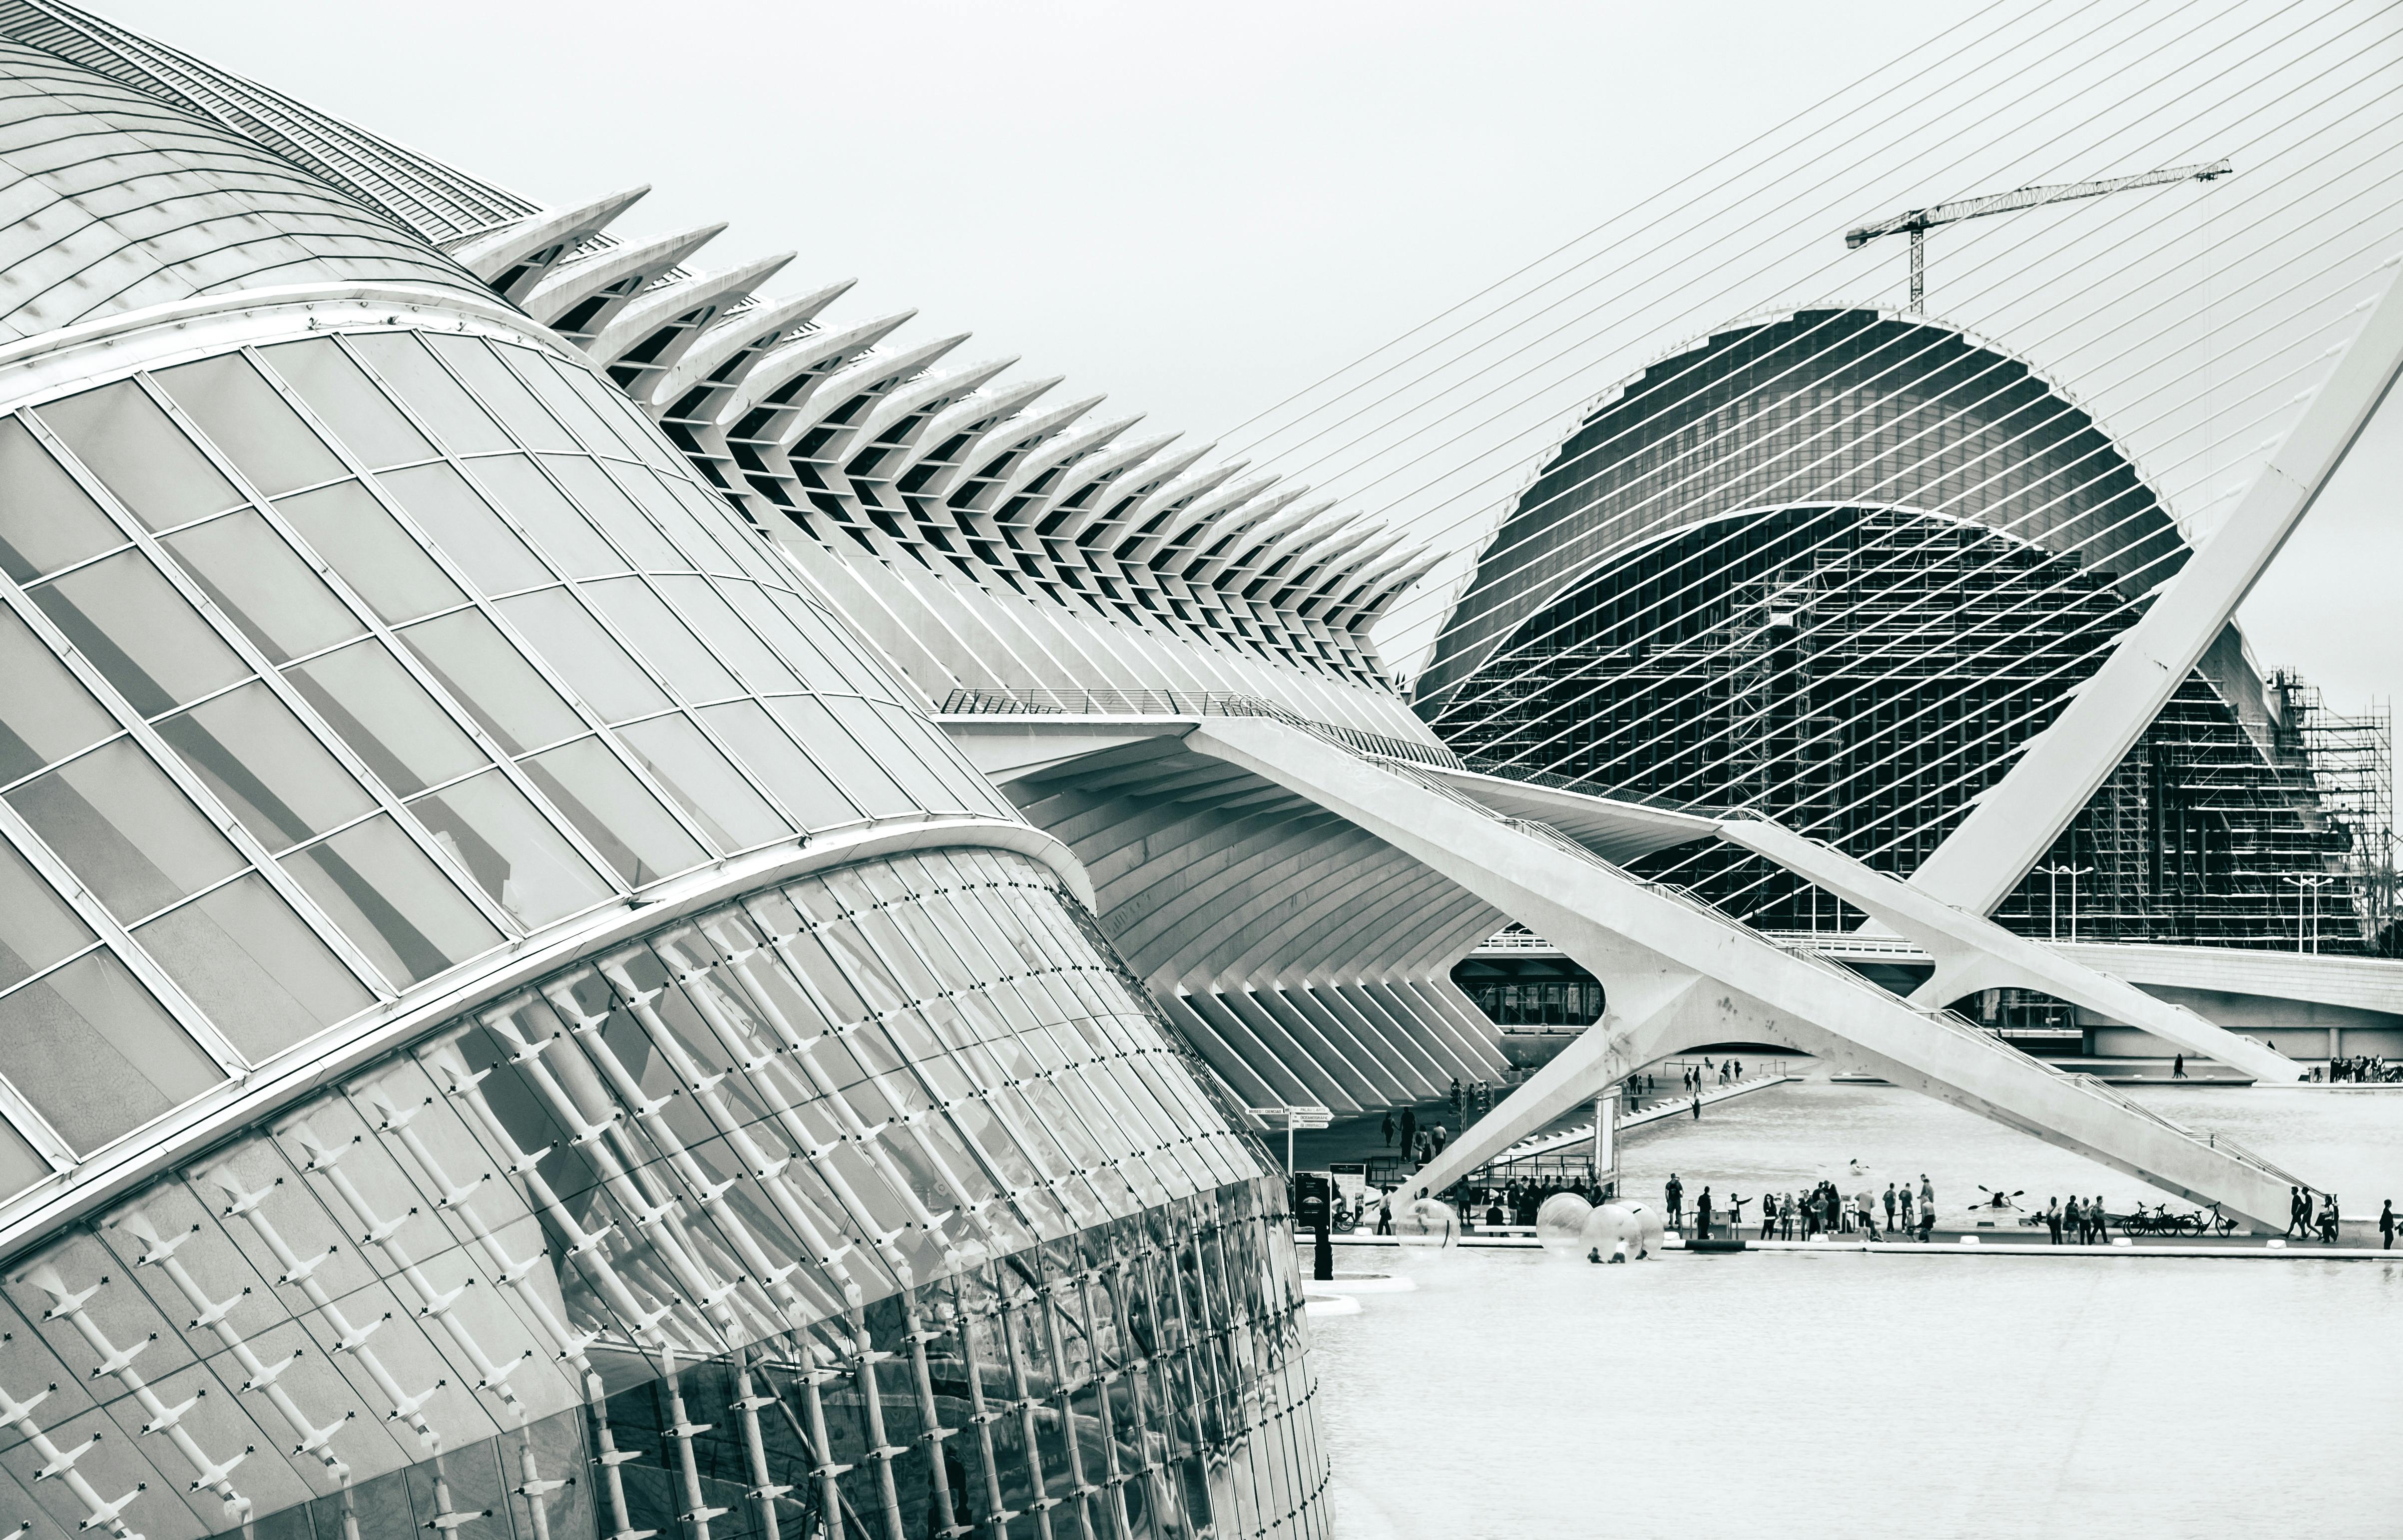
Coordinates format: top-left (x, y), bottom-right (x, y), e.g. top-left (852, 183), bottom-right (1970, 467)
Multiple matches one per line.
top-left (1423, 308), bottom-right (2372, 951)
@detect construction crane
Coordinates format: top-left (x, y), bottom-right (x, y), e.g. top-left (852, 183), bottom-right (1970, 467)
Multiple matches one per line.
top-left (1847, 158), bottom-right (2232, 313)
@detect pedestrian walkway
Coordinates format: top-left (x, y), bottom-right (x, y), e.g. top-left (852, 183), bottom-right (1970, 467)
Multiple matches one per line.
top-left (1490, 1070), bottom-right (1795, 1167)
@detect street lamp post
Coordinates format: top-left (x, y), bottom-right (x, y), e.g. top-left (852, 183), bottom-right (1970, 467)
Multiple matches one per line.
top-left (2032, 863), bottom-right (2093, 941)
top-left (2280, 874), bottom-right (2335, 954)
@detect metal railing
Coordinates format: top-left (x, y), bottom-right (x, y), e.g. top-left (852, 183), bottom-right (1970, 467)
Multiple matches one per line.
top-left (937, 686), bottom-right (1466, 769)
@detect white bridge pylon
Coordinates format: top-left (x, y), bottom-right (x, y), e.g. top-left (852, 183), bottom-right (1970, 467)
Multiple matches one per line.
top-left (1179, 720), bottom-right (2305, 1229)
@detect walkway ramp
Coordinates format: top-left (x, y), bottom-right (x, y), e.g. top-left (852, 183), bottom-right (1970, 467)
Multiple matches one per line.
top-left (1187, 717), bottom-right (2307, 1228)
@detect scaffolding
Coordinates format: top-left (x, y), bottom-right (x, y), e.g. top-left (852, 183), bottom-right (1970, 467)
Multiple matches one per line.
top-left (2273, 672), bottom-right (2394, 949)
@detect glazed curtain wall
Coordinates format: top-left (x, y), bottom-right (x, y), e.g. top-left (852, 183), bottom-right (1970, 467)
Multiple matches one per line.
top-left (0, 847), bottom-right (1327, 1540)
top-left (0, 322), bottom-right (1010, 1185)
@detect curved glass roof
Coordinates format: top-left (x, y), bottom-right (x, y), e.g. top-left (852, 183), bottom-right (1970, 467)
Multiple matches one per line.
top-left (0, 40), bottom-right (491, 342)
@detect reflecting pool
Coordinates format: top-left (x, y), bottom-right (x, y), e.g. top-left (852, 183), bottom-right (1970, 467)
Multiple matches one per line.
top-left (1314, 1084), bottom-right (2403, 1539)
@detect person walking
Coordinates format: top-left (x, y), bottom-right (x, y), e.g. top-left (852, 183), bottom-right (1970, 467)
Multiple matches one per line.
top-left (1665, 1173), bottom-right (1685, 1229)
top-left (1431, 1124), bottom-right (1449, 1157)
top-left (2044, 1198), bottom-right (2063, 1245)
top-left (1691, 1091), bottom-right (1703, 1121)
top-left (2318, 1191), bottom-right (2340, 1244)
top-left (2171, 1052), bottom-right (2187, 1079)
top-left (1381, 1109), bottom-right (1396, 1148)
top-left (2380, 1199), bottom-right (2395, 1250)
top-left (1375, 1193), bottom-right (1393, 1235)
top-left (1883, 1182), bottom-right (1898, 1233)
top-left (2091, 1195), bottom-right (2109, 1244)
top-left (2285, 1186), bottom-right (2307, 1239)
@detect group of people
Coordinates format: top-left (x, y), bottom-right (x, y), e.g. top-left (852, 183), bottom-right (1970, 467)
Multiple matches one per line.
top-left (2032, 1195), bottom-right (2115, 1243)
top-left (2315, 1056), bottom-right (2398, 1083)
top-left (2287, 1185), bottom-right (2346, 1242)
top-left (1381, 1105), bottom-right (1452, 1166)
top-left (1660, 1170), bottom-right (1937, 1241)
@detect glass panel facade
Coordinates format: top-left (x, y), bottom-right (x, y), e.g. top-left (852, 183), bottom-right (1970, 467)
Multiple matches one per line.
top-left (0, 847), bottom-right (1324, 1540)
top-left (0, 324), bottom-right (1037, 1224)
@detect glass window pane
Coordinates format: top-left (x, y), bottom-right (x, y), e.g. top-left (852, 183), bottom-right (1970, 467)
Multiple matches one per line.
top-left (7, 739), bottom-right (244, 920)
top-left (286, 639), bottom-right (486, 796)
top-left (423, 334), bottom-right (578, 452)
top-left (614, 714), bottom-right (791, 851)
top-left (29, 549), bottom-right (250, 716)
top-left (0, 836), bottom-right (96, 989)
top-left (0, 1115), bottom-right (49, 1198)
top-left (283, 814), bottom-right (503, 983)
top-left (545, 455), bottom-right (682, 568)
top-left (464, 455), bottom-right (623, 578)
top-left (667, 473), bottom-right (789, 586)
top-left (720, 579), bottom-right (847, 683)
top-left (867, 699), bottom-right (1002, 817)
top-left (552, 355), bottom-right (683, 471)
top-left (495, 343), bottom-right (637, 456)
top-left (155, 682), bottom-right (376, 851)
top-left (257, 337), bottom-right (436, 468)
top-left (521, 736), bottom-right (707, 887)
top-left (398, 608), bottom-right (583, 755)
top-left (626, 466), bottom-right (746, 577)
top-left (277, 480), bottom-right (466, 624)
top-left (0, 607), bottom-right (117, 783)
top-left (696, 700), bottom-right (866, 831)
top-left (409, 770), bottom-right (613, 926)
top-left (134, 872), bottom-right (373, 1060)
top-left (380, 461), bottom-right (550, 594)
top-left (344, 332), bottom-right (512, 453)
top-left (153, 352), bottom-right (346, 497)
top-left (0, 417), bottom-right (123, 582)
top-left (652, 576), bottom-right (803, 691)
top-left (775, 589), bottom-right (899, 698)
top-left (494, 588), bottom-right (671, 723)
top-left (161, 509), bottom-right (363, 663)
top-left (0, 950), bottom-right (221, 1152)
top-left (766, 696), bottom-right (916, 818)
top-left (34, 380), bottom-right (241, 531)
top-left (583, 577), bottom-right (743, 702)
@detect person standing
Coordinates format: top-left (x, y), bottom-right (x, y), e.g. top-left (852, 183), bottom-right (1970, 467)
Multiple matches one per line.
top-left (1381, 1109), bottom-right (1396, 1148)
top-left (1448, 1078), bottom-right (1462, 1118)
top-left (1695, 1187), bottom-right (1714, 1241)
top-left (1918, 1174), bottom-right (1934, 1218)
top-left (2319, 1191), bottom-right (2340, 1244)
top-left (1691, 1091), bottom-right (1703, 1121)
top-left (1665, 1172), bottom-right (1685, 1229)
top-left (1400, 1107), bottom-right (1418, 1163)
top-left (2091, 1195), bottom-right (2109, 1244)
top-left (2044, 1197), bottom-right (2063, 1245)
top-left (1883, 1182), bottom-right (1898, 1233)
top-left (1760, 1195), bottom-right (1779, 1241)
top-left (1376, 1193), bottom-right (1393, 1235)
top-left (1899, 1184), bottom-right (1915, 1233)
top-left (2063, 1195), bottom-right (2082, 1243)
top-left (1917, 1201), bottom-right (1935, 1243)
top-left (2380, 1199), bottom-right (2395, 1250)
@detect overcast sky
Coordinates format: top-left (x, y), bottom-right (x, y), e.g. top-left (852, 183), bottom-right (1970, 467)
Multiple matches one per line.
top-left (111, 0), bottom-right (2403, 716)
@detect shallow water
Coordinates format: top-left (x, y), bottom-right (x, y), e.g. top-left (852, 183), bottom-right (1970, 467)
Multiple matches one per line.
top-left (1312, 1085), bottom-right (2403, 1539)
top-left (1314, 1246), bottom-right (2403, 1539)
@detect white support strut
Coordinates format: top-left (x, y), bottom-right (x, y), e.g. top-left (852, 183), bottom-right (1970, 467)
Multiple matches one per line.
top-left (1906, 258), bottom-right (2403, 916)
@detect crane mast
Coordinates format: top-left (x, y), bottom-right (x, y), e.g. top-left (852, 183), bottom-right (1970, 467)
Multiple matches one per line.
top-left (1847, 158), bottom-right (2232, 312)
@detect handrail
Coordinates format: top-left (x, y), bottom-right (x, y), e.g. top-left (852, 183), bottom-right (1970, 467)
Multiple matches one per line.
top-left (937, 687), bottom-right (1464, 769)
